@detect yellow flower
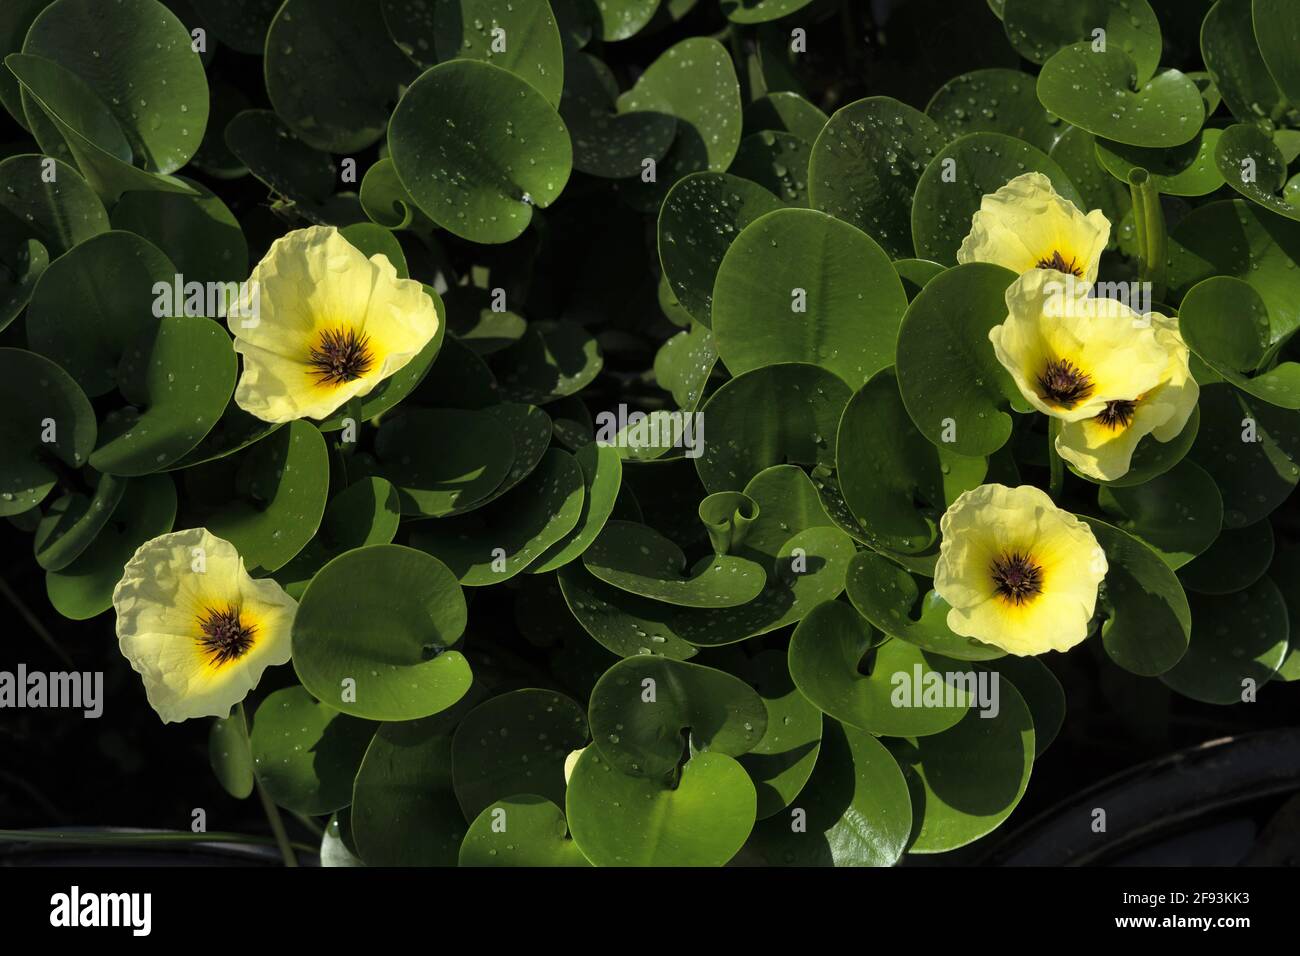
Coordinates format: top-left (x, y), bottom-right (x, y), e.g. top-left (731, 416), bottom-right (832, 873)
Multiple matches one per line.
top-left (934, 484), bottom-right (1107, 656)
top-left (113, 528), bottom-right (296, 723)
top-left (957, 172), bottom-right (1110, 284)
top-left (989, 270), bottom-right (1170, 422)
top-left (1055, 314), bottom-right (1200, 480)
top-left (229, 226), bottom-right (439, 424)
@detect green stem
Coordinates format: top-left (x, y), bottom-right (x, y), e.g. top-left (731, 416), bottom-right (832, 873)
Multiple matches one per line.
top-left (290, 810), bottom-right (324, 839)
top-left (1048, 418), bottom-right (1064, 502)
top-left (244, 703), bottom-right (298, 868)
top-left (1128, 167), bottom-right (1166, 304)
top-left (0, 829), bottom-right (314, 853)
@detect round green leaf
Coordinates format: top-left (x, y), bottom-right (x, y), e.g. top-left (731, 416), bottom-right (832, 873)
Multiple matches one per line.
top-left (0, 153), bottom-right (108, 256)
top-left (695, 362), bottom-right (851, 493)
top-left (1097, 459), bottom-right (1223, 569)
top-left (566, 747), bottom-right (756, 867)
top-left (25, 230), bottom-right (175, 397)
top-left (430, 0), bottom-right (564, 108)
top-left (590, 0), bottom-right (659, 41)
top-left (294, 544), bottom-right (472, 722)
top-left (1002, 0), bottom-right (1161, 81)
top-left (1096, 129), bottom-right (1224, 197)
top-left (888, 672), bottom-right (1034, 853)
top-left (251, 685), bottom-right (376, 815)
top-left (276, 477), bottom-right (402, 599)
top-left (1202, 0), bottom-right (1289, 125)
top-left (1178, 520), bottom-right (1274, 596)
top-left (789, 600), bottom-right (971, 737)
top-left (110, 181), bottom-right (248, 285)
top-left (195, 420), bottom-right (328, 574)
top-left (1160, 578), bottom-right (1289, 704)
top-left (190, 0), bottom-right (279, 55)
top-left (389, 59), bottom-right (573, 244)
top-left (896, 262), bottom-right (1023, 456)
top-left (558, 49), bottom-right (676, 179)
top-left (89, 317), bottom-right (237, 476)
top-left (730, 130), bottom-right (811, 206)
top-left (374, 407), bottom-right (515, 517)
top-left (1215, 123), bottom-right (1300, 223)
top-left (737, 649), bottom-right (823, 820)
top-left (808, 96), bottom-right (946, 260)
top-left (1253, 0), bottom-right (1300, 102)
top-left (451, 689), bottom-right (589, 821)
top-left (264, 0), bottom-right (413, 153)
top-left (1036, 45), bottom-right (1204, 147)
top-left (712, 209), bottom-right (908, 387)
top-left (743, 92), bottom-right (827, 142)
top-left (1085, 516), bottom-right (1192, 677)
top-left (224, 109), bottom-right (336, 206)
top-left (34, 473), bottom-right (125, 572)
top-left (23, 0), bottom-right (209, 173)
top-left (926, 69), bottom-right (1064, 153)
top-left (529, 441), bottom-right (622, 573)
top-left (494, 321), bottom-right (603, 404)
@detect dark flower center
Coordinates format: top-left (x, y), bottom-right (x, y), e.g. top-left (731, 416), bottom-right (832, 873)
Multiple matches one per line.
top-left (1096, 399), bottom-right (1137, 431)
top-left (1037, 358), bottom-right (1094, 408)
top-left (990, 552), bottom-right (1044, 606)
top-left (1036, 250), bottom-right (1083, 277)
top-left (309, 327), bottom-right (374, 385)
top-left (197, 604), bottom-right (257, 666)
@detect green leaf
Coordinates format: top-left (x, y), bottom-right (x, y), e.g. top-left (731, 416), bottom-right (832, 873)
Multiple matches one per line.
top-left (250, 685), bottom-right (376, 815)
top-left (190, 0), bottom-right (280, 55)
top-left (33, 473), bottom-right (125, 572)
top-left (451, 689), bottom-right (589, 821)
top-left (494, 322), bottom-right (604, 404)
top-left (1252, 0), bottom-right (1300, 101)
top-left (294, 544), bottom-right (472, 722)
top-left (276, 477), bottom-right (402, 599)
top-left (0, 153), bottom-right (109, 255)
top-left (588, 656), bottom-right (766, 776)
top-left (224, 109), bottom-right (336, 206)
top-left (589, 0), bottom-right (659, 41)
top-left (808, 96), bottom-right (947, 260)
top-left (1097, 459), bottom-right (1223, 569)
top-left (926, 69), bottom-right (1064, 153)
top-left (912, 132), bottom-right (1082, 263)
top-left (1179, 276), bottom-right (1300, 408)
top-left (657, 171), bottom-right (781, 328)
top-left (566, 747), bottom-right (756, 866)
top-left (721, 0), bottom-right (815, 23)
top-left (743, 92), bottom-right (828, 142)
top-left (837, 368), bottom-right (987, 555)
top-left (389, 59), bottom-right (572, 244)
top-left (1160, 578), bottom-right (1289, 704)
top-left (351, 714), bottom-right (467, 865)
top-left (0, 347), bottom-right (96, 517)
top-left (23, 0), bottom-right (209, 173)
top-left (1036, 45), bottom-right (1203, 147)
top-left (374, 407), bottom-right (515, 517)
top-left (195, 420), bottom-right (328, 574)
top-left (1085, 516), bottom-right (1191, 677)
top-left (712, 209), bottom-right (908, 387)
top-left (1215, 123), bottom-right (1300, 223)
top-left (742, 719), bottom-right (911, 866)
top-left (90, 317), bottom-right (237, 476)
top-left (110, 180), bottom-right (248, 285)
top-left (459, 796), bottom-right (591, 866)
top-left (788, 600), bottom-right (972, 737)
top-left (888, 671), bottom-right (1034, 853)
top-left (427, 0), bottom-right (565, 108)
top-left (895, 262), bottom-right (1023, 456)
top-left (529, 441), bottom-right (621, 573)
top-left (730, 130), bottom-right (812, 206)
top-left (264, 0), bottom-right (413, 153)
top-left (1201, 0), bottom-right (1289, 125)
top-left (25, 230), bottom-right (175, 397)
top-left (695, 362), bottom-right (850, 493)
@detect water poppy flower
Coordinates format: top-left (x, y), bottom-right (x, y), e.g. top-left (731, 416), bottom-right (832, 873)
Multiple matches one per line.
top-left (113, 528), bottom-right (296, 723)
top-left (934, 484), bottom-right (1107, 656)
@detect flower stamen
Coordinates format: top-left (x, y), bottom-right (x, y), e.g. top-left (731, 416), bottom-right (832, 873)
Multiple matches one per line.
top-left (308, 327), bottom-right (374, 386)
top-left (1036, 250), bottom-right (1083, 277)
top-left (1037, 358), bottom-right (1094, 409)
top-left (197, 604), bottom-right (257, 667)
top-left (990, 551), bottom-right (1044, 606)
top-left (1095, 399), bottom-right (1137, 431)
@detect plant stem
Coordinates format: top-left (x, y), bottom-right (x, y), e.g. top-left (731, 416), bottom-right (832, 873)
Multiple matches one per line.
top-left (0, 829), bottom-right (314, 853)
top-left (1128, 167), bottom-right (1166, 304)
top-left (243, 702), bottom-right (297, 868)
top-left (1048, 418), bottom-right (1064, 501)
